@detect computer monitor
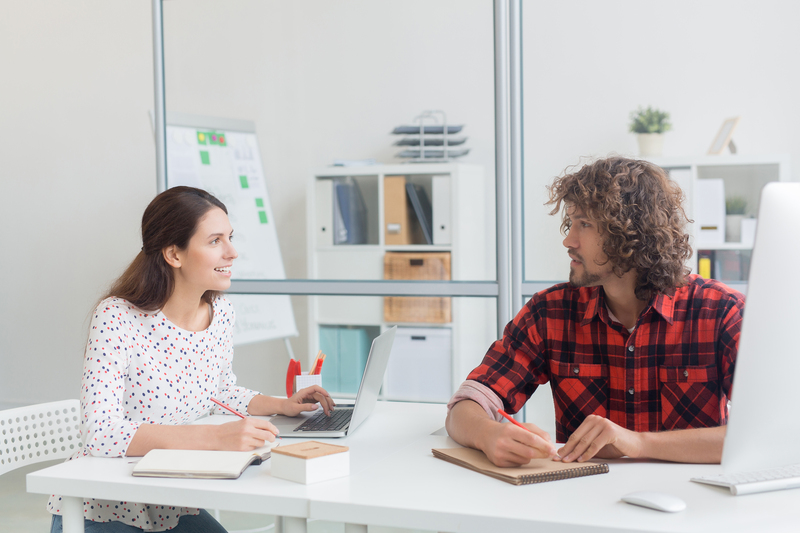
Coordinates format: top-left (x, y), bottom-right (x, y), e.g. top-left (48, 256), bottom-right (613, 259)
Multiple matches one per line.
top-left (721, 182), bottom-right (800, 473)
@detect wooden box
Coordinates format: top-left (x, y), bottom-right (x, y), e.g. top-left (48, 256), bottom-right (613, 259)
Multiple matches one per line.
top-left (271, 441), bottom-right (350, 484)
top-left (383, 252), bottom-right (451, 323)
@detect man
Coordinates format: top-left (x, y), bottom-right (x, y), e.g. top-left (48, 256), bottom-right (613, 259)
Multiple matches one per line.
top-left (446, 156), bottom-right (744, 467)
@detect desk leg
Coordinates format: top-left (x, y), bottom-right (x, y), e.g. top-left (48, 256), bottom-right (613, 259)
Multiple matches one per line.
top-left (344, 524), bottom-right (367, 533)
top-left (274, 516), bottom-right (307, 533)
top-left (61, 496), bottom-right (84, 533)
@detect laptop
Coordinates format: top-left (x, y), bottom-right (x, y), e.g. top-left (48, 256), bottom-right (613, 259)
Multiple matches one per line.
top-left (269, 326), bottom-right (397, 438)
top-left (691, 183), bottom-right (800, 495)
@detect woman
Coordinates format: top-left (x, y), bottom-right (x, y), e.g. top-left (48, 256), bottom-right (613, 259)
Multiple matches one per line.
top-left (49, 186), bottom-right (334, 532)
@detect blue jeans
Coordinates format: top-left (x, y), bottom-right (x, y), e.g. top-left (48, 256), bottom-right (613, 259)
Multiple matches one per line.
top-left (50, 510), bottom-right (228, 533)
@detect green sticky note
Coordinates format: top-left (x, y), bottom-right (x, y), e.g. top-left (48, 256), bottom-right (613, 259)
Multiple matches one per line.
top-left (196, 131), bottom-right (207, 145)
top-left (200, 151), bottom-right (210, 165)
top-left (209, 132), bottom-right (219, 145)
top-left (258, 211), bottom-right (268, 224)
top-left (255, 198), bottom-right (264, 208)
top-left (218, 134), bottom-right (227, 146)
top-left (239, 175), bottom-right (249, 188)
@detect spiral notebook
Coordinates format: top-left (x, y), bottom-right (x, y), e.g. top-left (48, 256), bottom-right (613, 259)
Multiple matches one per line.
top-left (432, 447), bottom-right (609, 485)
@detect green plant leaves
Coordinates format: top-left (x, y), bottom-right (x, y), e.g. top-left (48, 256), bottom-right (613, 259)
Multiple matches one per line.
top-left (629, 106), bottom-right (672, 134)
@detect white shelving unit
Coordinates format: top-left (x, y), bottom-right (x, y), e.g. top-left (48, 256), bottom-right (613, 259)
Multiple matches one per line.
top-left (306, 163), bottom-right (496, 402)
top-left (649, 154), bottom-right (791, 288)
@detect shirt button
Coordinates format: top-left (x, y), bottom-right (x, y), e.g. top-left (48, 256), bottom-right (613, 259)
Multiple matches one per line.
top-left (627, 345), bottom-right (634, 352)
top-left (573, 367), bottom-right (580, 374)
top-left (683, 370), bottom-right (689, 377)
top-left (628, 388), bottom-right (635, 395)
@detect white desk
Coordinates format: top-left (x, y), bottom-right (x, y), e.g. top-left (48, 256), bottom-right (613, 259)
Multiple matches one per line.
top-left (27, 402), bottom-right (446, 533)
top-left (309, 431), bottom-right (800, 533)
top-left (28, 402), bottom-right (800, 533)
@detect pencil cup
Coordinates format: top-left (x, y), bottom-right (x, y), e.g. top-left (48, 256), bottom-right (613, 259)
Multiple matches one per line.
top-left (294, 372), bottom-right (322, 393)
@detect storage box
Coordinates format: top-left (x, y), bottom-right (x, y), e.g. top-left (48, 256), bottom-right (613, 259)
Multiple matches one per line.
top-left (383, 327), bottom-right (452, 402)
top-left (383, 252), bottom-right (451, 323)
top-left (271, 441), bottom-right (349, 484)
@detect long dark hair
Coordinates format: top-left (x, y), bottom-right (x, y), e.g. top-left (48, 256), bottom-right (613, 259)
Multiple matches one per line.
top-left (103, 186), bottom-right (228, 312)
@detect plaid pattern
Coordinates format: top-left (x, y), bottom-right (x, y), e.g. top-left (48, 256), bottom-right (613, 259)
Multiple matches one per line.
top-left (467, 275), bottom-right (744, 443)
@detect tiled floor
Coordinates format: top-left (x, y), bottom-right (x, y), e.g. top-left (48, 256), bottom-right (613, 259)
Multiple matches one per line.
top-left (0, 462), bottom-right (420, 533)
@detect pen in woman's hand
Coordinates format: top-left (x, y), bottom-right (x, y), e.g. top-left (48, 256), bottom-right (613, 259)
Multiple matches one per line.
top-left (210, 397), bottom-right (246, 419)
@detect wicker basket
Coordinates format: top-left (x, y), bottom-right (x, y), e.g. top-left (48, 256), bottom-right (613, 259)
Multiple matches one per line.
top-left (383, 252), bottom-right (451, 323)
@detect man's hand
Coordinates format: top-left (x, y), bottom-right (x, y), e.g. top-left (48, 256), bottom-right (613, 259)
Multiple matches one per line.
top-left (446, 400), bottom-right (556, 467)
top-left (283, 385), bottom-right (335, 416)
top-left (557, 415), bottom-right (643, 462)
top-left (480, 419), bottom-right (557, 467)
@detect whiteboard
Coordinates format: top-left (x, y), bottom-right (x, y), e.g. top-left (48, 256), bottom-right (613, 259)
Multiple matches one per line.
top-left (165, 112), bottom-right (297, 344)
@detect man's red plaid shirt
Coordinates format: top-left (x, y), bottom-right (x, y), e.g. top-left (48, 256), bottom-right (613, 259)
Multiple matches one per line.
top-left (467, 274), bottom-right (744, 443)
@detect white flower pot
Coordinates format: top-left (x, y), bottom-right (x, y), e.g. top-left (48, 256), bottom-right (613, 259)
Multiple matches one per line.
top-left (725, 214), bottom-right (745, 243)
top-left (637, 133), bottom-right (664, 157)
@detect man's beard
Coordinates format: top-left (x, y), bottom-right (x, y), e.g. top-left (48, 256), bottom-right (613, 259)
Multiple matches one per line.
top-left (569, 265), bottom-right (603, 287)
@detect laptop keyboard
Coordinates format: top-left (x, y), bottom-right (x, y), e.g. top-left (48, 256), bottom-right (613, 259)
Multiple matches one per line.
top-left (294, 408), bottom-right (352, 432)
top-left (692, 464), bottom-right (800, 495)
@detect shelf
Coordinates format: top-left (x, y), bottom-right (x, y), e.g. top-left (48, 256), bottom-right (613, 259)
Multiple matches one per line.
top-left (696, 243), bottom-right (752, 251)
top-left (315, 245), bottom-right (452, 252)
top-left (308, 164), bottom-right (494, 403)
top-left (647, 155), bottom-right (789, 277)
top-left (649, 154), bottom-right (790, 169)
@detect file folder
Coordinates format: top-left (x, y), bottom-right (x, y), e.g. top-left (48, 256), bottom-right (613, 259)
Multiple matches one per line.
top-left (432, 176), bottom-right (451, 245)
top-left (384, 176), bottom-right (412, 245)
top-left (333, 178), bottom-right (368, 245)
top-left (406, 183), bottom-right (433, 245)
top-left (315, 179), bottom-right (334, 247)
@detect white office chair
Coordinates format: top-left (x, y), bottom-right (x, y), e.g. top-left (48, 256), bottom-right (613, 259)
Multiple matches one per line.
top-left (0, 399), bottom-right (81, 476)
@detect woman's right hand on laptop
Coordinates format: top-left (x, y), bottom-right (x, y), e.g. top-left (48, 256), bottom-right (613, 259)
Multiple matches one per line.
top-left (284, 385), bottom-right (336, 417)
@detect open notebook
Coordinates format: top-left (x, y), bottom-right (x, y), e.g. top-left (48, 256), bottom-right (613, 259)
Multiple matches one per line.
top-left (433, 447), bottom-right (608, 486)
top-left (132, 440), bottom-right (280, 479)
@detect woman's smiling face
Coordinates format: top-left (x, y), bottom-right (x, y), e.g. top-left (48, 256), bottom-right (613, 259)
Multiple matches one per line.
top-left (171, 207), bottom-right (238, 294)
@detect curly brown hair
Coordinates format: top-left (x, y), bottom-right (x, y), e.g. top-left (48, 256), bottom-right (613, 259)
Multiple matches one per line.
top-left (546, 156), bottom-right (692, 301)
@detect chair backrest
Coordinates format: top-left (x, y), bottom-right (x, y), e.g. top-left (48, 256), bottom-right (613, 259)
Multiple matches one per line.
top-left (0, 399), bottom-right (81, 476)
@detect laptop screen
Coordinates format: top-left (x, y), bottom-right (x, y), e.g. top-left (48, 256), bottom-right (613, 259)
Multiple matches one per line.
top-left (348, 326), bottom-right (397, 433)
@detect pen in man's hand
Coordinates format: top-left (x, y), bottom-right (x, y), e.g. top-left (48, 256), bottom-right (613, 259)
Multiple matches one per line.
top-left (498, 409), bottom-right (530, 431)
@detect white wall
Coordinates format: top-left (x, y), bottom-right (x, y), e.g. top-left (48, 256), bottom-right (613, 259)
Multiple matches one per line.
top-left (1, 1), bottom-right (156, 408)
top-left (0, 0), bottom-right (495, 408)
top-left (523, 0), bottom-right (800, 280)
top-left (3, 0), bottom-right (800, 411)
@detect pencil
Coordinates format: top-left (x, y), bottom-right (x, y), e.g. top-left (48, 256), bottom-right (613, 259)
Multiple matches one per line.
top-left (310, 350), bottom-right (322, 374)
top-left (498, 409), bottom-right (530, 432)
top-left (210, 397), bottom-right (246, 419)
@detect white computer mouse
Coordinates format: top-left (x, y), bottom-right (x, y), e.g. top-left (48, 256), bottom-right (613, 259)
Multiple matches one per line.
top-left (621, 491), bottom-right (687, 513)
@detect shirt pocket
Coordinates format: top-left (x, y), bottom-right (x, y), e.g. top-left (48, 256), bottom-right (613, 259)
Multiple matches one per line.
top-left (549, 360), bottom-right (609, 430)
top-left (658, 364), bottom-right (720, 430)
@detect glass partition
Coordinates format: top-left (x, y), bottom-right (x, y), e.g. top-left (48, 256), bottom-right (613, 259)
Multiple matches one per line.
top-left (162, 1), bottom-right (497, 285)
top-left (232, 295), bottom-right (497, 403)
top-left (521, 1), bottom-right (797, 296)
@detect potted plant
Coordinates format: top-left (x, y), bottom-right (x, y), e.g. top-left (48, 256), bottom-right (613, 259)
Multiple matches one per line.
top-left (725, 195), bottom-right (747, 243)
top-left (629, 106), bottom-right (672, 157)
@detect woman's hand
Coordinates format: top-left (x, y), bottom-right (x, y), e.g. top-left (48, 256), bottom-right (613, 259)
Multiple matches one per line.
top-left (283, 385), bottom-right (336, 417)
top-left (213, 417), bottom-right (280, 451)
